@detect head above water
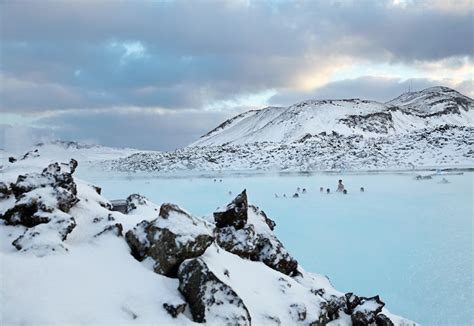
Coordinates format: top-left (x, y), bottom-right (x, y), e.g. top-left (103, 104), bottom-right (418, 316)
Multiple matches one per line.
top-left (343, 189), bottom-right (347, 194)
top-left (326, 188), bottom-right (330, 193)
top-left (360, 187), bottom-right (365, 192)
top-left (320, 187), bottom-right (323, 192)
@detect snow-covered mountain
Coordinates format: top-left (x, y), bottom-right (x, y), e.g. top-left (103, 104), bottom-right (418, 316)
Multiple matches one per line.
top-left (190, 87), bottom-right (473, 146)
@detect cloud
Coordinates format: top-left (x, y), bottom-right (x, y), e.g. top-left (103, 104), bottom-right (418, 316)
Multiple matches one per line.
top-left (269, 76), bottom-right (472, 106)
top-left (33, 108), bottom-right (241, 151)
top-left (1, 0), bottom-right (472, 113)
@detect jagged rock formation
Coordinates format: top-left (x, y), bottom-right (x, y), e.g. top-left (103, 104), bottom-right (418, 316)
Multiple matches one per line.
top-left (214, 191), bottom-right (298, 275)
top-left (125, 203), bottom-right (214, 277)
top-left (178, 257), bottom-right (252, 325)
top-left (0, 160), bottom-right (79, 254)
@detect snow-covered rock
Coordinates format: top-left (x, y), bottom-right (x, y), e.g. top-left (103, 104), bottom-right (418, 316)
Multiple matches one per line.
top-left (125, 203), bottom-right (215, 277)
top-left (178, 257), bottom-right (252, 325)
top-left (214, 190), bottom-right (298, 276)
top-left (0, 160), bottom-right (80, 255)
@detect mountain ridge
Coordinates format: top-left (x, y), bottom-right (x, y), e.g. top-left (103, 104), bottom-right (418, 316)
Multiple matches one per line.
top-left (190, 86), bottom-right (473, 147)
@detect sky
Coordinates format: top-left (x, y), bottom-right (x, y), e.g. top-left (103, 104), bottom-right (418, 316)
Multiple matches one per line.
top-left (0, 0), bottom-right (473, 151)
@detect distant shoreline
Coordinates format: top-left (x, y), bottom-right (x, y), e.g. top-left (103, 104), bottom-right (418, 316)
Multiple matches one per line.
top-left (79, 164), bottom-right (474, 179)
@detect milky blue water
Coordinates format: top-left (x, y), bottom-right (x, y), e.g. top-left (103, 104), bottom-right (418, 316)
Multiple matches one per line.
top-left (81, 170), bottom-right (473, 325)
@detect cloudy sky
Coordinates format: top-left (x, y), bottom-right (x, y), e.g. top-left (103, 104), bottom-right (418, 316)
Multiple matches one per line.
top-left (1, 0), bottom-right (472, 151)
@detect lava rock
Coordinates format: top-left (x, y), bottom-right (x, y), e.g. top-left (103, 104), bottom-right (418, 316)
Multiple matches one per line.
top-left (0, 182), bottom-right (11, 200)
top-left (125, 193), bottom-right (149, 213)
top-left (178, 258), bottom-right (251, 325)
top-left (214, 189), bottom-right (248, 229)
top-left (375, 314), bottom-right (395, 326)
top-left (12, 213), bottom-right (76, 254)
top-left (215, 224), bottom-right (259, 260)
top-left (214, 197), bottom-right (297, 276)
top-left (312, 293), bottom-right (388, 326)
top-left (125, 203), bottom-right (214, 277)
top-left (163, 302), bottom-right (187, 318)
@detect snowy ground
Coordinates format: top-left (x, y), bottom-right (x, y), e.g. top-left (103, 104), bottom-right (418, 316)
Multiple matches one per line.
top-left (80, 169), bottom-right (473, 325)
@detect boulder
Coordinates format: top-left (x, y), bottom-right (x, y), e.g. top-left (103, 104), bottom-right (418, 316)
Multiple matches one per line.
top-left (125, 203), bottom-right (214, 277)
top-left (214, 189), bottom-right (248, 229)
top-left (178, 258), bottom-right (251, 325)
top-left (215, 224), bottom-right (259, 260)
top-left (214, 196), bottom-right (298, 276)
top-left (12, 212), bottom-right (76, 255)
top-left (125, 193), bottom-right (149, 213)
top-left (0, 161), bottom-right (80, 255)
top-left (311, 293), bottom-right (388, 326)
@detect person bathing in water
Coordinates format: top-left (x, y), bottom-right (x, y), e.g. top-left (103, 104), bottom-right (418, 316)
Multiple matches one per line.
top-left (336, 179), bottom-right (345, 192)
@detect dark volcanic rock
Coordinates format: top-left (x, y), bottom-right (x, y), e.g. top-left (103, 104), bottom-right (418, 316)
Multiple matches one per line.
top-left (256, 235), bottom-right (298, 276)
top-left (312, 293), bottom-right (388, 326)
top-left (214, 189), bottom-right (248, 229)
top-left (163, 302), bottom-right (187, 318)
top-left (95, 223), bottom-right (123, 237)
top-left (215, 224), bottom-right (259, 260)
top-left (125, 203), bottom-right (214, 277)
top-left (214, 193), bottom-right (297, 276)
top-left (0, 161), bottom-right (80, 254)
top-left (375, 314), bottom-right (395, 326)
top-left (178, 257), bottom-right (251, 325)
top-left (0, 182), bottom-right (11, 200)
top-left (125, 193), bottom-right (149, 213)
top-left (12, 213), bottom-right (76, 254)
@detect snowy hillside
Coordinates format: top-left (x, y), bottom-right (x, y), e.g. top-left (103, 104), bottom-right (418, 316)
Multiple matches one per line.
top-left (105, 125), bottom-right (473, 172)
top-left (0, 140), bottom-right (141, 171)
top-left (191, 87), bottom-right (473, 146)
top-left (0, 159), bottom-right (416, 325)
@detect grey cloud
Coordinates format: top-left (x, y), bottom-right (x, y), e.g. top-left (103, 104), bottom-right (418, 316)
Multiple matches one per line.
top-left (268, 76), bottom-right (470, 106)
top-left (33, 109), bottom-right (240, 151)
top-left (1, 0), bottom-right (472, 113)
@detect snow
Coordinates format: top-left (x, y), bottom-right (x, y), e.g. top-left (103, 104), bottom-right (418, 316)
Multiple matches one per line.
top-left (0, 236), bottom-right (187, 325)
top-left (202, 244), bottom-right (325, 325)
